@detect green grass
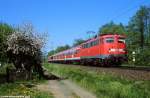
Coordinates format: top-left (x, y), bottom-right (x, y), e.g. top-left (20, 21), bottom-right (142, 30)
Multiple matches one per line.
top-left (0, 81), bottom-right (53, 98)
top-left (45, 63), bottom-right (150, 98)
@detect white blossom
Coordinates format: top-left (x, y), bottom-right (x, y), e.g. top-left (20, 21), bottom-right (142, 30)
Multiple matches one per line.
top-left (7, 31), bottom-right (44, 56)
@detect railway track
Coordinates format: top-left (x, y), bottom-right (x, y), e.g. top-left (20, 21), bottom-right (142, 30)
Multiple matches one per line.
top-left (50, 63), bottom-right (150, 80)
top-left (116, 65), bottom-right (150, 71)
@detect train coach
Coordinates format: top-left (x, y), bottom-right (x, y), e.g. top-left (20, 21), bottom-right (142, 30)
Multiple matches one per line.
top-left (48, 34), bottom-right (127, 66)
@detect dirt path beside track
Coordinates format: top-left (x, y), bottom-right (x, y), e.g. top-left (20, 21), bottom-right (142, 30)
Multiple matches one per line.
top-left (37, 80), bottom-right (97, 98)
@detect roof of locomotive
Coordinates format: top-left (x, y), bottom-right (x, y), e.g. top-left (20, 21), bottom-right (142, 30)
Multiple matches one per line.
top-left (81, 34), bottom-right (126, 45)
top-left (100, 34), bottom-right (126, 38)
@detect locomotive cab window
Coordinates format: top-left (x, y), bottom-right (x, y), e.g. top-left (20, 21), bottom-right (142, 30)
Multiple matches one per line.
top-left (105, 37), bottom-right (114, 43)
top-left (118, 37), bottom-right (125, 43)
top-left (82, 44), bottom-right (85, 48)
top-left (82, 44), bottom-right (88, 48)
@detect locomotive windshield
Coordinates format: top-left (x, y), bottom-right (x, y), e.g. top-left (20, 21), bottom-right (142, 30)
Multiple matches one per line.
top-left (105, 37), bottom-right (114, 43)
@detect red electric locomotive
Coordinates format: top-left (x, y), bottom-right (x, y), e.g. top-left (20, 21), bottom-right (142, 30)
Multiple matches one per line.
top-left (48, 34), bottom-right (127, 66)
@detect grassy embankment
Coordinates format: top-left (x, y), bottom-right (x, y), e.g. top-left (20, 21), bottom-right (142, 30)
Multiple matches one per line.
top-left (45, 63), bottom-right (150, 98)
top-left (0, 64), bottom-right (53, 98)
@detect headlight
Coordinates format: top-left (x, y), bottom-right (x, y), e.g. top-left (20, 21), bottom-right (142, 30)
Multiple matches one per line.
top-left (109, 48), bottom-right (125, 52)
top-left (118, 49), bottom-right (125, 52)
top-left (109, 48), bottom-right (117, 52)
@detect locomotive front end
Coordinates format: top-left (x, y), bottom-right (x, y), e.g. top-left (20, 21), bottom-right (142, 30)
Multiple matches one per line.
top-left (102, 34), bottom-right (127, 65)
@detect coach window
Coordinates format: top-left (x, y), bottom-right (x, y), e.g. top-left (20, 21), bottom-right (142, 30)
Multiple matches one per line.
top-left (92, 41), bottom-right (95, 46)
top-left (88, 43), bottom-right (91, 47)
top-left (84, 44), bottom-right (87, 48)
top-left (82, 44), bottom-right (84, 48)
top-left (85, 43), bottom-right (88, 48)
top-left (83, 44), bottom-right (87, 48)
top-left (84, 44), bottom-right (86, 48)
top-left (105, 37), bottom-right (114, 43)
top-left (93, 41), bottom-right (96, 46)
top-left (90, 42), bottom-right (93, 47)
top-left (95, 40), bottom-right (99, 45)
top-left (90, 41), bottom-right (94, 47)
top-left (86, 43), bottom-right (88, 48)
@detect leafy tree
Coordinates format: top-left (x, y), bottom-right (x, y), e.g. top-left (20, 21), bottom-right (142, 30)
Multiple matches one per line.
top-left (55, 45), bottom-right (70, 53)
top-left (48, 44), bottom-right (70, 56)
top-left (47, 38), bottom-right (84, 56)
top-left (127, 6), bottom-right (150, 66)
top-left (48, 50), bottom-right (55, 56)
top-left (0, 23), bottom-right (14, 63)
top-left (73, 38), bottom-right (85, 46)
top-left (98, 21), bottom-right (126, 35)
top-left (127, 6), bottom-right (150, 48)
top-left (6, 24), bottom-right (45, 79)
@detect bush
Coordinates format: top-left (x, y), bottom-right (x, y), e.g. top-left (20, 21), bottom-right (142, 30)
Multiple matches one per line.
top-left (127, 47), bottom-right (150, 66)
top-left (135, 48), bottom-right (150, 66)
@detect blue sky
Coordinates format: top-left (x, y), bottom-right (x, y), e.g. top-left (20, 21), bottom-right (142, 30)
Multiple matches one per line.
top-left (0, 0), bottom-right (150, 52)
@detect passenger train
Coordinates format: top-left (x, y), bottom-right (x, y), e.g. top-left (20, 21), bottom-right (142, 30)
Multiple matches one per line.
top-left (48, 34), bottom-right (127, 66)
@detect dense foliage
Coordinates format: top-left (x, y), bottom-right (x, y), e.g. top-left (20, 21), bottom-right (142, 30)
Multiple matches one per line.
top-left (6, 24), bottom-right (45, 79)
top-left (127, 6), bottom-right (150, 48)
top-left (126, 6), bottom-right (150, 66)
top-left (99, 22), bottom-right (126, 35)
top-left (0, 23), bottom-right (14, 63)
